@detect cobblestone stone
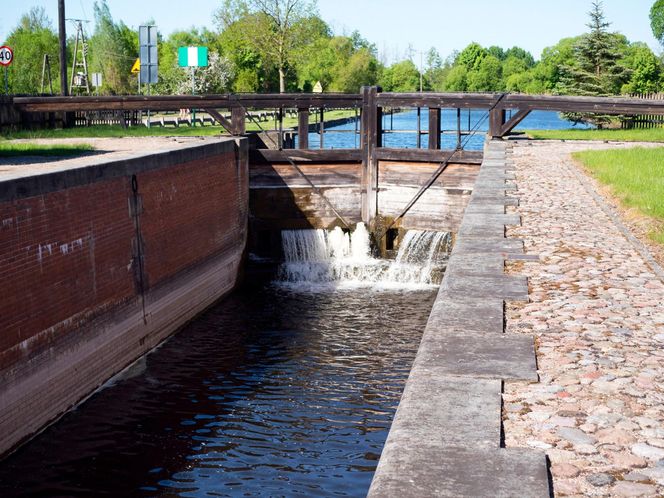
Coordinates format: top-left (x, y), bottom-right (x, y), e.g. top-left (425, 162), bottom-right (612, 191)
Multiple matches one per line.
top-left (503, 141), bottom-right (664, 497)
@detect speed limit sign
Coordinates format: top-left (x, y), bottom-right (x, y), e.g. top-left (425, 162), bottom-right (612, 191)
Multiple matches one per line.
top-left (0, 46), bottom-right (13, 66)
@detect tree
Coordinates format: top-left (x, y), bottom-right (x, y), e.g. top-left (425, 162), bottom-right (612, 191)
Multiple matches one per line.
top-left (216, 0), bottom-right (319, 93)
top-left (456, 42), bottom-right (488, 71)
top-left (5, 7), bottom-right (60, 94)
top-left (87, 1), bottom-right (137, 94)
top-left (442, 65), bottom-right (468, 91)
top-left (651, 0), bottom-right (664, 46)
top-left (467, 55), bottom-right (503, 91)
top-left (558, 1), bottom-right (631, 126)
top-left (621, 43), bottom-right (662, 94)
top-left (380, 60), bottom-right (420, 92)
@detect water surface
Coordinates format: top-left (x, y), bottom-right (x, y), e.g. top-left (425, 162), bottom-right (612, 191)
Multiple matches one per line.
top-left (0, 283), bottom-right (435, 497)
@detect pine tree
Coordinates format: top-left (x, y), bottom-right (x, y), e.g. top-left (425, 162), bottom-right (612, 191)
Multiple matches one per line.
top-left (559, 1), bottom-right (631, 126)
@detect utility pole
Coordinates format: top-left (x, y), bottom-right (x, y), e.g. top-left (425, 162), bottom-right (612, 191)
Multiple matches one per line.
top-left (419, 51), bottom-right (423, 93)
top-left (58, 0), bottom-right (68, 96)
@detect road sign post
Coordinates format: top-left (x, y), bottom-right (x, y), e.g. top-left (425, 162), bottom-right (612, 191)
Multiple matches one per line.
top-left (0, 46), bottom-right (14, 95)
top-left (139, 26), bottom-right (158, 128)
top-left (178, 46), bottom-right (208, 128)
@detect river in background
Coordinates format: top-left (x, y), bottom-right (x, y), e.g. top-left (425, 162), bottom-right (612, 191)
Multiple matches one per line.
top-left (301, 108), bottom-right (591, 150)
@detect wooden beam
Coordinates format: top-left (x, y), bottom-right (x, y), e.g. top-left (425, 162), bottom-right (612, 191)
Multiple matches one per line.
top-left (13, 93), bottom-right (362, 113)
top-left (204, 108), bottom-right (233, 134)
top-left (231, 107), bottom-right (245, 135)
top-left (498, 109), bottom-right (531, 137)
top-left (297, 107), bottom-right (309, 149)
top-left (377, 92), bottom-right (499, 109)
top-left (249, 148), bottom-right (362, 164)
top-left (428, 108), bottom-right (441, 150)
top-left (375, 148), bottom-right (483, 164)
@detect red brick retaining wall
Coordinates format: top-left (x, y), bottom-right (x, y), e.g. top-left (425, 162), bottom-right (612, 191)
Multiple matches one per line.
top-left (0, 138), bottom-right (248, 456)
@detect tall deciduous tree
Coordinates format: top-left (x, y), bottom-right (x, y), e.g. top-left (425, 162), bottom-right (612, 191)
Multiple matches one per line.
top-left (5, 7), bottom-right (60, 94)
top-left (217, 0), bottom-right (318, 93)
top-left (651, 0), bottom-right (664, 46)
top-left (88, 1), bottom-right (137, 94)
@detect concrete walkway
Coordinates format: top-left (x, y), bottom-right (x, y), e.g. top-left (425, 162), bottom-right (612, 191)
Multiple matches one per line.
top-left (368, 140), bottom-right (549, 497)
top-left (504, 141), bottom-right (664, 497)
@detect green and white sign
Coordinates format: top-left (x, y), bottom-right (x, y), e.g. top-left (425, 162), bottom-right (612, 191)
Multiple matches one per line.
top-left (178, 46), bottom-right (208, 67)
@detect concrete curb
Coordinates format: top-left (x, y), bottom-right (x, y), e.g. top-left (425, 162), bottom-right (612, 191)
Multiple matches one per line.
top-left (368, 140), bottom-right (551, 497)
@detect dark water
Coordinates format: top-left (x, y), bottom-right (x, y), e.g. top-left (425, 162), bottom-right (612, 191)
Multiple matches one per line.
top-left (301, 108), bottom-right (590, 150)
top-left (0, 283), bottom-right (436, 497)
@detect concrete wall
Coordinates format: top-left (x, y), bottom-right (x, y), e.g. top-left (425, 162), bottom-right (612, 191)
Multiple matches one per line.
top-left (0, 138), bottom-right (248, 456)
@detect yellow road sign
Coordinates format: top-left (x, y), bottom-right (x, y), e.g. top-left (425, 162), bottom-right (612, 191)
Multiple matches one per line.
top-left (131, 58), bottom-right (140, 74)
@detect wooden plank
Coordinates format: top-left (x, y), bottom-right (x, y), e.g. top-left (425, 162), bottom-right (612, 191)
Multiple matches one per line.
top-left (378, 161), bottom-right (479, 189)
top-left (249, 148), bottom-right (362, 164)
top-left (13, 93), bottom-right (362, 112)
top-left (375, 148), bottom-right (483, 164)
top-left (377, 92), bottom-right (499, 109)
top-left (250, 162), bottom-right (361, 188)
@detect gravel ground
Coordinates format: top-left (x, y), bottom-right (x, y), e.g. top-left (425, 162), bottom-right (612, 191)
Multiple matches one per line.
top-left (504, 140), bottom-right (664, 497)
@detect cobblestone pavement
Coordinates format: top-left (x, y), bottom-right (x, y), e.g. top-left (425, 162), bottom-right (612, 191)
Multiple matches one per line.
top-left (503, 141), bottom-right (664, 497)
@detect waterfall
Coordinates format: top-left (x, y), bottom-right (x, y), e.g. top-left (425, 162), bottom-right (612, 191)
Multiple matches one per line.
top-left (277, 224), bottom-right (449, 290)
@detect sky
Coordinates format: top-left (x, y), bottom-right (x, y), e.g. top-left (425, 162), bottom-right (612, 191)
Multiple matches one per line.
top-left (0, 0), bottom-right (660, 64)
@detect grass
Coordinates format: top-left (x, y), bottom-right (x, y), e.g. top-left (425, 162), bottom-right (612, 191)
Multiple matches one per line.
top-left (525, 127), bottom-right (664, 143)
top-left (0, 142), bottom-right (95, 157)
top-left (573, 147), bottom-right (664, 244)
top-left (1, 109), bottom-right (358, 139)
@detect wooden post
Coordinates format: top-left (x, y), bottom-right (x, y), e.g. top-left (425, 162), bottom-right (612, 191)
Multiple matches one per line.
top-left (428, 107), bottom-right (441, 149)
top-left (489, 106), bottom-right (505, 138)
top-left (456, 108), bottom-right (462, 149)
top-left (231, 107), bottom-right (245, 135)
top-left (297, 107), bottom-right (309, 149)
top-left (319, 107), bottom-right (325, 149)
top-left (360, 86), bottom-right (382, 226)
top-left (417, 107), bottom-right (421, 148)
top-left (278, 107), bottom-right (284, 149)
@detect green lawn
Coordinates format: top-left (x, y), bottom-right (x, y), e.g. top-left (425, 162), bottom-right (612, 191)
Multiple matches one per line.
top-left (0, 142), bottom-right (95, 157)
top-left (573, 147), bottom-right (664, 244)
top-left (526, 128), bottom-right (664, 143)
top-left (1, 109), bottom-right (358, 139)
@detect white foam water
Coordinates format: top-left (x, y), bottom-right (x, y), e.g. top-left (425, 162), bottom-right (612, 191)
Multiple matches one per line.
top-left (277, 223), bottom-right (450, 291)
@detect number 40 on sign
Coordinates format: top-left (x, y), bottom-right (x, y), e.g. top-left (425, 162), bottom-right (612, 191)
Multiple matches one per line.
top-left (0, 46), bottom-right (13, 66)
top-left (0, 45), bottom-right (13, 95)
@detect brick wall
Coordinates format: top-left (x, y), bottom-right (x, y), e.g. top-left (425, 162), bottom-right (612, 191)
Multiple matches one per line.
top-left (0, 138), bottom-right (248, 456)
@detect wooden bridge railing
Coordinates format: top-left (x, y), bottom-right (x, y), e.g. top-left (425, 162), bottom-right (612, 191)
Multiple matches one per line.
top-left (12, 88), bottom-right (664, 141)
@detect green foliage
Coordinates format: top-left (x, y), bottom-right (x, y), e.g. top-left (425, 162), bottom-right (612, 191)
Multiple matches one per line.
top-left (380, 60), bottom-right (420, 92)
top-left (651, 0), bottom-right (664, 45)
top-left (456, 42), bottom-right (488, 71)
top-left (621, 43), bottom-right (662, 94)
top-left (467, 55), bottom-right (503, 92)
top-left (573, 147), bottom-right (664, 243)
top-left (5, 7), bottom-right (60, 94)
top-left (558, 1), bottom-right (633, 126)
top-left (88, 1), bottom-right (137, 95)
top-left (0, 142), bottom-right (94, 156)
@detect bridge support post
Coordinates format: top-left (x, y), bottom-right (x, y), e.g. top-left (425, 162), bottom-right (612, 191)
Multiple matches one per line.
top-left (361, 86), bottom-right (382, 227)
top-left (428, 107), bottom-right (441, 149)
top-left (297, 108), bottom-right (309, 149)
top-left (231, 107), bottom-right (245, 136)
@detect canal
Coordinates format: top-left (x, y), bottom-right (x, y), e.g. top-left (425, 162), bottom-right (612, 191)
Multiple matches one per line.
top-left (0, 277), bottom-right (436, 496)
